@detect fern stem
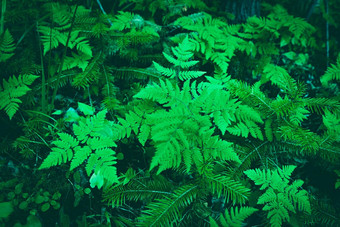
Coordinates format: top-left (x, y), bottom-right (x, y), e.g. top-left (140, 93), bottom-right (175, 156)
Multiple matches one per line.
top-left (36, 21), bottom-right (47, 113)
top-left (325, 0), bottom-right (329, 66)
top-left (96, 0), bottom-right (113, 26)
top-left (0, 0), bottom-right (6, 35)
top-left (0, 0), bottom-right (5, 34)
top-left (50, 4), bottom-right (79, 110)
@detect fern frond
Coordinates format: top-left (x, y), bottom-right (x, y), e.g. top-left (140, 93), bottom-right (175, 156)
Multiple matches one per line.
top-left (320, 55), bottom-right (340, 86)
top-left (39, 133), bottom-right (78, 169)
top-left (40, 103), bottom-right (118, 187)
top-left (72, 53), bottom-right (102, 89)
top-left (262, 64), bottom-right (297, 95)
top-left (244, 165), bottom-right (311, 227)
top-left (279, 125), bottom-right (322, 153)
top-left (0, 29), bottom-right (16, 62)
top-left (111, 11), bottom-right (134, 31)
top-left (205, 172), bottom-right (250, 205)
top-left (137, 184), bottom-right (198, 227)
top-left (209, 206), bottom-right (258, 227)
top-left (304, 97), bottom-right (340, 114)
top-left (0, 74), bottom-right (39, 119)
top-left (103, 173), bottom-right (173, 208)
top-left (153, 36), bottom-right (205, 81)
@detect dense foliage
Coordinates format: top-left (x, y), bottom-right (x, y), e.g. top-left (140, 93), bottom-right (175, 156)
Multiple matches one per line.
top-left (1, 0), bottom-right (340, 226)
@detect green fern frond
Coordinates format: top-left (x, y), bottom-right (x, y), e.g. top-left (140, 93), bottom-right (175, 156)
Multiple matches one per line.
top-left (279, 125), bottom-right (322, 153)
top-left (40, 103), bottom-right (118, 187)
top-left (72, 53), bottom-right (102, 89)
top-left (320, 54), bottom-right (340, 86)
top-left (205, 172), bottom-right (250, 205)
top-left (262, 64), bottom-right (297, 95)
top-left (103, 173), bottom-right (173, 208)
top-left (86, 148), bottom-right (118, 185)
top-left (153, 36), bottom-right (205, 81)
top-left (323, 110), bottom-right (340, 142)
top-left (264, 119), bottom-right (274, 142)
top-left (70, 146), bottom-right (91, 170)
top-left (209, 206), bottom-right (258, 227)
top-left (137, 184), bottom-right (198, 227)
top-left (39, 133), bottom-right (78, 169)
top-left (244, 165), bottom-right (311, 227)
top-left (0, 29), bottom-right (16, 62)
top-left (0, 74), bottom-right (39, 120)
top-left (304, 97), bottom-right (340, 114)
top-left (111, 11), bottom-right (134, 31)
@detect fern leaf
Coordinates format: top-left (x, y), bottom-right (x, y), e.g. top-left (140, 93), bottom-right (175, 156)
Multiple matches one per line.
top-left (70, 146), bottom-right (92, 170)
top-left (39, 133), bottom-right (78, 169)
top-left (0, 29), bottom-right (16, 62)
top-left (210, 206), bottom-right (258, 227)
top-left (320, 57), bottom-right (340, 86)
top-left (205, 173), bottom-right (250, 205)
top-left (137, 184), bottom-right (198, 227)
top-left (0, 74), bottom-right (39, 119)
top-left (244, 166), bottom-right (311, 227)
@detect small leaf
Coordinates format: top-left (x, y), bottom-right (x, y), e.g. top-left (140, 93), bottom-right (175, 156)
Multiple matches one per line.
top-left (41, 203), bottom-right (50, 212)
top-left (19, 201), bottom-right (28, 210)
top-left (78, 102), bottom-right (95, 116)
top-left (0, 202), bottom-right (14, 218)
top-left (90, 171), bottom-right (104, 189)
top-left (35, 195), bottom-right (45, 204)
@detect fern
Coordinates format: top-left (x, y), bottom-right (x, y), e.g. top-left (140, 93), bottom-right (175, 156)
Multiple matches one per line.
top-left (103, 171), bottom-right (173, 208)
top-left (0, 29), bottom-right (16, 62)
top-left (320, 53), bottom-right (340, 86)
top-left (38, 3), bottom-right (93, 57)
top-left (175, 14), bottom-right (242, 74)
top-left (0, 74), bottom-right (39, 120)
top-left (71, 53), bottom-right (102, 89)
top-left (204, 172), bottom-right (250, 205)
top-left (266, 4), bottom-right (315, 47)
top-left (39, 103), bottom-right (118, 188)
top-left (111, 11), bottom-right (134, 31)
top-left (209, 206), bottom-right (258, 227)
top-left (244, 165), bottom-right (311, 227)
top-left (39, 133), bottom-right (79, 169)
top-left (153, 35), bottom-right (205, 81)
top-left (262, 64), bottom-right (298, 95)
top-left (134, 79), bottom-right (243, 173)
top-left (137, 184), bottom-right (198, 227)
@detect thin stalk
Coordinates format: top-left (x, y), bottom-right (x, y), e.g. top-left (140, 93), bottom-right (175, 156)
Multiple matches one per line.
top-left (50, 4), bottom-right (79, 110)
top-left (0, 0), bottom-right (6, 34)
top-left (96, 0), bottom-right (113, 26)
top-left (36, 21), bottom-right (47, 113)
top-left (325, 0), bottom-right (329, 66)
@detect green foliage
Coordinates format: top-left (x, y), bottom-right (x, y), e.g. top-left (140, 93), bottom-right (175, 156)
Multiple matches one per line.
top-left (133, 77), bottom-right (266, 173)
top-left (153, 35), bottom-right (205, 81)
top-left (137, 184), bottom-right (198, 226)
top-left (209, 206), bottom-right (258, 227)
top-left (0, 29), bottom-right (16, 62)
top-left (0, 74), bottom-right (39, 119)
top-left (38, 3), bottom-right (93, 57)
top-left (2, 0), bottom-right (340, 226)
top-left (204, 172), bottom-right (250, 205)
top-left (320, 53), bottom-right (340, 86)
top-left (39, 103), bottom-right (119, 188)
top-left (244, 165), bottom-right (311, 227)
top-left (175, 13), bottom-right (241, 74)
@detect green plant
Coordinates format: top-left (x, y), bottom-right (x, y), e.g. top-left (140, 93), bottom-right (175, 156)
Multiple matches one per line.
top-left (0, 29), bottom-right (15, 62)
top-left (244, 165), bottom-right (311, 227)
top-left (209, 206), bottom-right (258, 227)
top-left (0, 74), bottom-right (39, 119)
top-left (39, 102), bottom-right (119, 189)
